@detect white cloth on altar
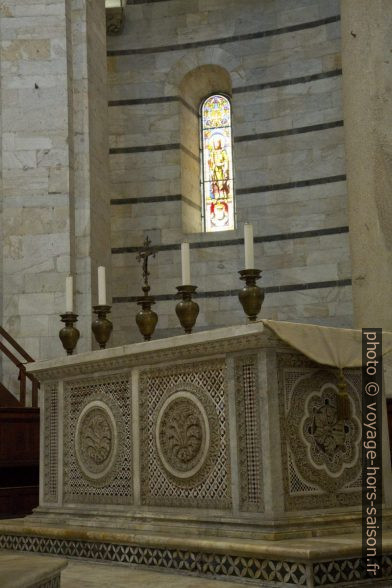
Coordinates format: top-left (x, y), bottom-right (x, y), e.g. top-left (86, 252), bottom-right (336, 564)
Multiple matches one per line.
top-left (261, 319), bottom-right (392, 368)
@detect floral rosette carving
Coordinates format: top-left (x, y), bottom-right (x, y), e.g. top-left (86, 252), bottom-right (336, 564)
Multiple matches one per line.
top-left (75, 400), bottom-right (118, 482)
top-left (159, 398), bottom-right (204, 472)
top-left (155, 386), bottom-right (219, 488)
top-left (80, 409), bottom-right (112, 466)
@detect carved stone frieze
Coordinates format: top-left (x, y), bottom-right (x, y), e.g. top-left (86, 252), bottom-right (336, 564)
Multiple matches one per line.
top-left (155, 386), bottom-right (219, 488)
top-left (140, 359), bottom-right (231, 508)
top-left (303, 386), bottom-right (359, 476)
top-left (235, 355), bottom-right (264, 512)
top-left (75, 401), bottom-right (118, 482)
top-left (43, 382), bottom-right (59, 504)
top-left (277, 352), bottom-right (362, 511)
top-left (63, 374), bottom-right (133, 504)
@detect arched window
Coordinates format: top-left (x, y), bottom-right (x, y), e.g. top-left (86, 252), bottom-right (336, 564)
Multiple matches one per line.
top-left (200, 94), bottom-right (235, 232)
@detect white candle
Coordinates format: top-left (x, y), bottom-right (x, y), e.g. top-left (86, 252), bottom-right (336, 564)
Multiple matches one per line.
top-left (65, 276), bottom-right (73, 313)
top-left (181, 242), bottom-right (191, 285)
top-left (244, 223), bottom-right (254, 269)
top-left (98, 266), bottom-right (107, 305)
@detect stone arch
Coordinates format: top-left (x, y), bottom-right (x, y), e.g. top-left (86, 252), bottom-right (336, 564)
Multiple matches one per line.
top-left (166, 47), bottom-right (242, 90)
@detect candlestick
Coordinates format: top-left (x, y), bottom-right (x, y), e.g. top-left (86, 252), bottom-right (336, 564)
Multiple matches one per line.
top-left (181, 242), bottom-right (191, 285)
top-left (244, 223), bottom-right (254, 269)
top-left (175, 285), bottom-right (199, 334)
top-left (59, 312), bottom-right (80, 355)
top-left (65, 276), bottom-right (73, 313)
top-left (238, 269), bottom-right (264, 321)
top-left (92, 305), bottom-right (113, 349)
top-left (98, 266), bottom-right (106, 305)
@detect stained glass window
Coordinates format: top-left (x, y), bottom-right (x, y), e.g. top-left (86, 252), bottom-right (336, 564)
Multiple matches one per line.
top-left (201, 94), bottom-right (235, 232)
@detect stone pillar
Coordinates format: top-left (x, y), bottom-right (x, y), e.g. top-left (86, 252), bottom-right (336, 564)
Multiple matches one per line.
top-left (341, 0), bottom-right (392, 330)
top-left (70, 0), bottom-right (112, 350)
top-left (0, 0), bottom-right (110, 386)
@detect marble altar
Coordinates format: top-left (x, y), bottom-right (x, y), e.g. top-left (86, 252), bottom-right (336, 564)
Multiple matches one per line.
top-left (1, 322), bottom-right (392, 586)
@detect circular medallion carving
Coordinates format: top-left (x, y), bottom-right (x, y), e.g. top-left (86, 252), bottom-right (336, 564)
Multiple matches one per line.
top-left (302, 385), bottom-right (359, 477)
top-left (286, 371), bottom-right (361, 494)
top-left (75, 400), bottom-right (118, 481)
top-left (155, 387), bottom-right (218, 486)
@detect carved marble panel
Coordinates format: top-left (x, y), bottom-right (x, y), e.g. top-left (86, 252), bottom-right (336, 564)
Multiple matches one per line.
top-left (235, 355), bottom-right (264, 512)
top-left (140, 359), bottom-right (231, 509)
top-left (43, 382), bottom-right (59, 504)
top-left (63, 374), bottom-right (132, 505)
top-left (277, 352), bottom-right (362, 511)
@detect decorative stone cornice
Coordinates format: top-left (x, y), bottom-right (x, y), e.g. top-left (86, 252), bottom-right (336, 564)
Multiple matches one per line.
top-left (105, 0), bottom-right (125, 35)
top-left (26, 324), bottom-right (288, 382)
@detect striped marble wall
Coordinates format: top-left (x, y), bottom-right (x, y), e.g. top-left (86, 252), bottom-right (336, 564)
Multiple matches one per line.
top-left (106, 0), bottom-right (353, 345)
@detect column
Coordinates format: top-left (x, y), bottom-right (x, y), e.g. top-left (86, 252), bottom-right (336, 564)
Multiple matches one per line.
top-left (0, 0), bottom-right (111, 379)
top-left (341, 0), bottom-right (392, 330)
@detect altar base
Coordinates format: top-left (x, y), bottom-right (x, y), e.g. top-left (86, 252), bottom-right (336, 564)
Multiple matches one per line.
top-left (1, 323), bottom-right (391, 586)
top-left (1, 519), bottom-right (392, 586)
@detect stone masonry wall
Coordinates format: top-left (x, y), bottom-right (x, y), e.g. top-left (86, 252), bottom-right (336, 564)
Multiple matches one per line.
top-left (0, 0), bottom-right (110, 395)
top-left (107, 0), bottom-right (353, 346)
top-left (0, 0), bottom-right (74, 388)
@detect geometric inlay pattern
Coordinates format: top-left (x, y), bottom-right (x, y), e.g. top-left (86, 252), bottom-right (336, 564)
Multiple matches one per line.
top-left (140, 359), bottom-right (231, 508)
top-left (277, 353), bottom-right (362, 512)
top-left (63, 374), bottom-right (132, 504)
top-left (1, 534), bottom-right (392, 586)
top-left (43, 382), bottom-right (59, 504)
top-left (313, 555), bottom-right (392, 585)
top-left (235, 355), bottom-right (264, 512)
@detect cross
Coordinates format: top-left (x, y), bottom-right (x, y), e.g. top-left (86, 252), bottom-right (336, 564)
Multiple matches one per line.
top-left (136, 237), bottom-right (157, 288)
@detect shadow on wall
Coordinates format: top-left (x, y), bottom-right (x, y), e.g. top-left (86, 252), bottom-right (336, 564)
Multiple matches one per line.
top-left (179, 65), bottom-right (232, 234)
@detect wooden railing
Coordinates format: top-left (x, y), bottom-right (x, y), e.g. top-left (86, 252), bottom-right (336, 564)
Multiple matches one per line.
top-left (0, 327), bottom-right (39, 408)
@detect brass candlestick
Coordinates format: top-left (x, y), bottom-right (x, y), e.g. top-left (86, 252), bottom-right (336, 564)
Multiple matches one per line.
top-left (59, 312), bottom-right (80, 355)
top-left (92, 305), bottom-right (113, 349)
top-left (136, 286), bottom-right (158, 341)
top-left (238, 269), bottom-right (264, 321)
top-left (136, 237), bottom-right (158, 341)
top-left (175, 285), bottom-right (199, 334)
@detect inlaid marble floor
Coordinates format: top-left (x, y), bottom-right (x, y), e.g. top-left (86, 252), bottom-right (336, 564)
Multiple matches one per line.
top-left (61, 560), bottom-right (243, 587)
top-left (61, 560), bottom-right (392, 588)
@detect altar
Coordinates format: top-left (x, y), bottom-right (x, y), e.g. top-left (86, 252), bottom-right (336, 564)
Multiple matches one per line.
top-left (1, 321), bottom-right (392, 587)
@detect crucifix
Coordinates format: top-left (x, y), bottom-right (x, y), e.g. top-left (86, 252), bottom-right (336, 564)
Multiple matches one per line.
top-left (136, 236), bottom-right (156, 290)
top-left (135, 237), bottom-right (158, 341)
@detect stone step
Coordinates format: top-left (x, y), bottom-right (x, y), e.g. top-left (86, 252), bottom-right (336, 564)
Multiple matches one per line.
top-left (1, 550), bottom-right (67, 588)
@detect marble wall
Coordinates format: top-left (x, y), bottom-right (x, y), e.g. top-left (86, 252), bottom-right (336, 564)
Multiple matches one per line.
top-left (0, 0), bottom-right (355, 369)
top-left (107, 0), bottom-right (353, 346)
top-left (0, 0), bottom-right (73, 385)
top-left (0, 1), bottom-right (110, 389)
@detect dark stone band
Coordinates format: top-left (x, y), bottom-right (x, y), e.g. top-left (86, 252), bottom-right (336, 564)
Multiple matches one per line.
top-left (112, 226), bottom-right (349, 254)
top-left (107, 16), bottom-right (340, 56)
top-left (113, 279), bottom-right (352, 303)
top-left (108, 70), bottom-right (342, 107)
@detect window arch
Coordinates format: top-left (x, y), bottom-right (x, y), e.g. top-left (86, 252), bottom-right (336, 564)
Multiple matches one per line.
top-left (200, 94), bottom-right (235, 232)
top-left (179, 65), bottom-right (233, 233)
